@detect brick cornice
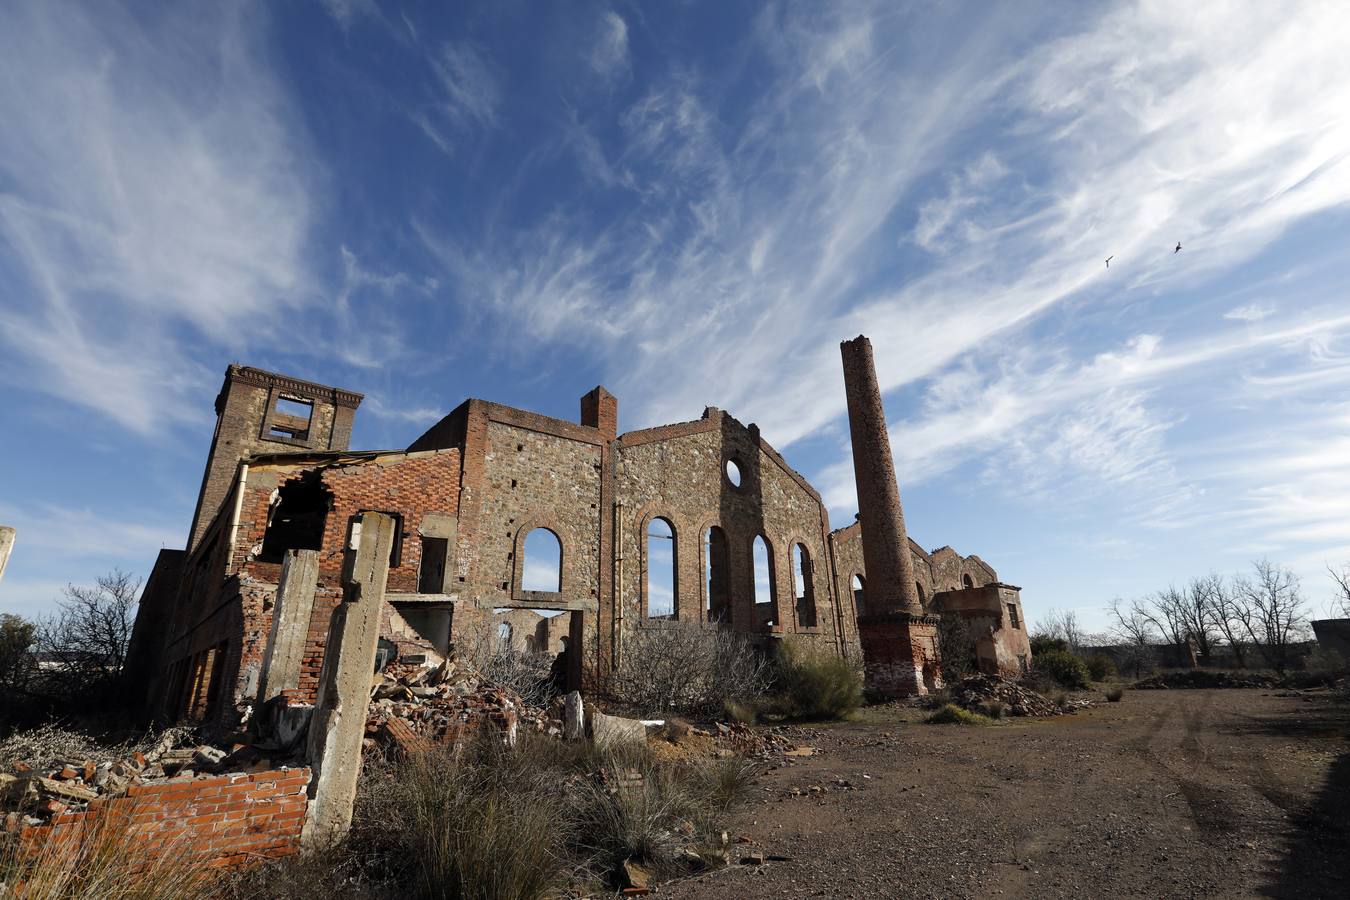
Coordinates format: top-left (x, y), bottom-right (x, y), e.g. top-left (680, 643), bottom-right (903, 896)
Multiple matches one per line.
top-left (226, 365), bottom-right (364, 409)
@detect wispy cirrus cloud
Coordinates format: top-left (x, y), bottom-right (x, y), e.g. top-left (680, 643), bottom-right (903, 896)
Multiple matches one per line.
top-left (0, 1), bottom-right (314, 434)
top-left (591, 12), bottom-right (630, 77)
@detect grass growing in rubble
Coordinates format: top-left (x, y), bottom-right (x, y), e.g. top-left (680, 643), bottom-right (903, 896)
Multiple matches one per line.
top-left (924, 703), bottom-right (995, 726)
top-left (231, 733), bottom-right (762, 900)
top-left (0, 803), bottom-right (213, 900)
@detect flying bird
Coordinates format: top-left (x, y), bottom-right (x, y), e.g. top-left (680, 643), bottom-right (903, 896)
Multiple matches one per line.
top-left (1105, 256), bottom-right (1113, 268)
top-left (1174, 242), bottom-right (1182, 254)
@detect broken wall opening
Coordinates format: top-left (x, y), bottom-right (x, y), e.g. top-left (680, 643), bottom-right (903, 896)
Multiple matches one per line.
top-left (259, 472), bottom-right (333, 563)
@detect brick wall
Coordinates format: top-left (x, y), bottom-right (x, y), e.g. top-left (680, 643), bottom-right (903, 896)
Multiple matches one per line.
top-left (21, 768), bottom-right (310, 872)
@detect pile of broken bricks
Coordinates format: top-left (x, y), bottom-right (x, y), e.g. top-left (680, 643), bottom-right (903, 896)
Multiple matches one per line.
top-left (950, 673), bottom-right (1078, 717)
top-left (0, 732), bottom-right (249, 828)
top-left (364, 659), bottom-right (560, 754)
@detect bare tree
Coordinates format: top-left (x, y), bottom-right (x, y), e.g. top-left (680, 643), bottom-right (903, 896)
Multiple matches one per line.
top-left (1034, 608), bottom-right (1085, 654)
top-left (1137, 585), bottom-right (1193, 662)
top-left (38, 570), bottom-right (141, 688)
top-left (1230, 559), bottom-right (1309, 675)
top-left (1107, 597), bottom-right (1156, 678)
top-left (606, 620), bottom-right (771, 717)
top-left (1328, 564), bottom-right (1350, 618)
top-left (1202, 573), bottom-right (1249, 668)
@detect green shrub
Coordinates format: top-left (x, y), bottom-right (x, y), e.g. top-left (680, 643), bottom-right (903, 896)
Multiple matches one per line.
top-left (924, 704), bottom-right (993, 726)
top-left (766, 639), bottom-right (862, 721)
top-left (1029, 635), bottom-right (1069, 656)
top-left (1085, 654), bottom-right (1117, 682)
top-left (1034, 649), bottom-right (1090, 690)
top-left (1105, 687), bottom-right (1124, 702)
top-left (976, 700), bottom-right (1006, 720)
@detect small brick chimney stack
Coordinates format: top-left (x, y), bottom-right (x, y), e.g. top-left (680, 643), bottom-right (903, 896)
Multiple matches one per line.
top-left (840, 335), bottom-right (921, 615)
top-left (580, 386), bottom-right (618, 441)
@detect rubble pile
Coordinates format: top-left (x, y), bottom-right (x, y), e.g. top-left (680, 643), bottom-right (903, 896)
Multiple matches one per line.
top-left (1133, 670), bottom-right (1278, 690)
top-left (950, 674), bottom-right (1070, 717)
top-left (364, 659), bottom-right (560, 752)
top-left (714, 722), bottom-right (796, 759)
top-left (0, 729), bottom-right (246, 827)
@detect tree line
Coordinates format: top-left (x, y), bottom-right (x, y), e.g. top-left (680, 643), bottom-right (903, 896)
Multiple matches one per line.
top-left (1034, 558), bottom-right (1350, 678)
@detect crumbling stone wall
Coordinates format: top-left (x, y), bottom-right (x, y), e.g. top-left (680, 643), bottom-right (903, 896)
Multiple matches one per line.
top-left (19, 768), bottom-right (310, 871)
top-left (613, 410), bottom-right (841, 652)
top-left (934, 584), bottom-right (1031, 677)
top-left (139, 362), bottom-right (1027, 723)
top-left (188, 366), bottom-right (360, 552)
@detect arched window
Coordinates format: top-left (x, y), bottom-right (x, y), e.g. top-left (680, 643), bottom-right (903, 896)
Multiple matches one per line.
top-left (852, 574), bottom-right (865, 616)
top-left (962, 573), bottom-right (974, 589)
top-left (521, 528), bottom-right (562, 592)
top-left (646, 517), bottom-right (676, 619)
top-left (792, 543), bottom-right (816, 627)
top-left (915, 582), bottom-right (926, 604)
top-left (752, 535), bottom-right (775, 625)
top-left (704, 526), bottom-right (730, 622)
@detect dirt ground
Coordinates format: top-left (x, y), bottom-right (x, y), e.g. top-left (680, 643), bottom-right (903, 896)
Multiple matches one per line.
top-left (664, 689), bottom-right (1349, 899)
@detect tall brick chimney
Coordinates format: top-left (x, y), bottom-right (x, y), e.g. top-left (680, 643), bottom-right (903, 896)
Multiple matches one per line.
top-left (580, 386), bottom-right (618, 441)
top-left (840, 335), bottom-right (922, 616)
top-left (840, 335), bottom-right (938, 696)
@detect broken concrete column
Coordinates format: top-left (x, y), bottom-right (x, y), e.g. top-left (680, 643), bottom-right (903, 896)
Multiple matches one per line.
top-left (303, 512), bottom-right (395, 849)
top-left (0, 526), bottom-right (14, 586)
top-left (564, 690), bottom-right (585, 740)
top-left (257, 549), bottom-right (320, 703)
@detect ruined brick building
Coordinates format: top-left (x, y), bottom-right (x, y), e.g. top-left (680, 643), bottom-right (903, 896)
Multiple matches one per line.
top-left (126, 338), bottom-right (1030, 724)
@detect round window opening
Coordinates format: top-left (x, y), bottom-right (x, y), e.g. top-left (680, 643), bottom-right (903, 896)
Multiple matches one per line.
top-left (725, 458), bottom-right (743, 488)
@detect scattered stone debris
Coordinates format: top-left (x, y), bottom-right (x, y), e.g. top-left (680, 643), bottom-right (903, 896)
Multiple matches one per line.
top-left (364, 659), bottom-right (555, 752)
top-left (715, 723), bottom-right (797, 759)
top-left (0, 726), bottom-right (251, 826)
top-left (950, 674), bottom-right (1077, 717)
top-left (1133, 670), bottom-right (1278, 690)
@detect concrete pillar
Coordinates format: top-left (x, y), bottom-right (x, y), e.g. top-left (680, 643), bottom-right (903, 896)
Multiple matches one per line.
top-left (0, 526), bottom-right (14, 585)
top-left (840, 336), bottom-right (921, 616)
top-left (303, 513), bottom-right (395, 848)
top-left (840, 336), bottom-right (939, 697)
top-left (257, 549), bottom-right (320, 703)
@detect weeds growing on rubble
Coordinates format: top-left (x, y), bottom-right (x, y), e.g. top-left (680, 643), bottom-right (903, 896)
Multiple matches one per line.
top-left (924, 704), bottom-right (994, 726)
top-left (228, 732), bottom-right (761, 900)
top-left (0, 803), bottom-right (211, 900)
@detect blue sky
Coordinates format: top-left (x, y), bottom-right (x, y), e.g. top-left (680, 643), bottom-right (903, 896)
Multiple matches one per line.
top-left (3, 0), bottom-right (1350, 635)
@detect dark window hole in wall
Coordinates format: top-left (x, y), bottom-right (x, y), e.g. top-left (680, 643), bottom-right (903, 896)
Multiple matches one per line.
top-left (704, 526), bottom-right (730, 623)
top-left (852, 574), bottom-right (866, 617)
top-left (792, 543), bottom-right (817, 628)
top-left (258, 473), bottom-right (332, 563)
top-left (419, 536), bottom-right (449, 593)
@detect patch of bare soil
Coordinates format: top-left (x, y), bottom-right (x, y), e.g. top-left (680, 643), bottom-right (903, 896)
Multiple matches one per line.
top-left (661, 689), bottom-right (1350, 899)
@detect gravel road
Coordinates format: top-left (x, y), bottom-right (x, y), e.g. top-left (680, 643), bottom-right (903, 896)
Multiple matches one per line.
top-left (662, 689), bottom-right (1348, 899)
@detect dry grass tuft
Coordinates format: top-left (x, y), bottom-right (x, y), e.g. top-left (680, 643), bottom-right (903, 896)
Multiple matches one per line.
top-left (0, 804), bottom-right (214, 900)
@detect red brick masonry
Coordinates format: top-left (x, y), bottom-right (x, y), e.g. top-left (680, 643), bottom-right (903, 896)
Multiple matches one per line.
top-left (21, 768), bottom-right (310, 870)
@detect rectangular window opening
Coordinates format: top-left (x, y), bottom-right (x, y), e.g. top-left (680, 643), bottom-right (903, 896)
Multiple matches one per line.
top-left (419, 536), bottom-right (449, 593)
top-left (268, 395), bottom-right (314, 442)
top-left (1007, 603), bottom-right (1020, 629)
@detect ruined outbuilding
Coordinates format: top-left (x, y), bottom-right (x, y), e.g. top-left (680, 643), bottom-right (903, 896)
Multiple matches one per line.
top-left (128, 342), bottom-right (1030, 724)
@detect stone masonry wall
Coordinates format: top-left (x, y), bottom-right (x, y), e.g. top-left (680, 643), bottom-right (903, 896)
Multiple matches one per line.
top-left (614, 413), bottom-right (842, 653)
